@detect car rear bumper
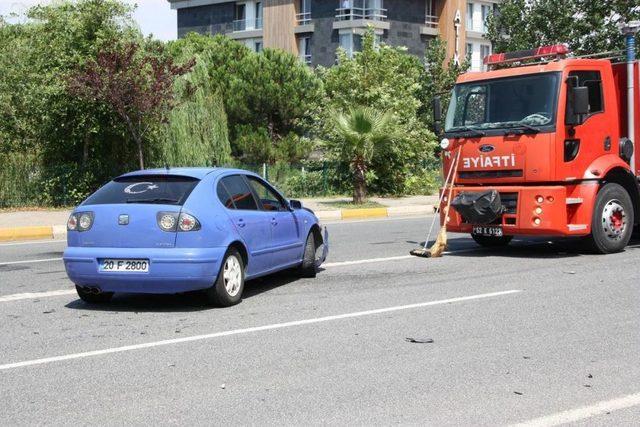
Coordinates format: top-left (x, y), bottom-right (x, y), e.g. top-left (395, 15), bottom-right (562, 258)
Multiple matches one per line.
top-left (63, 246), bottom-right (227, 294)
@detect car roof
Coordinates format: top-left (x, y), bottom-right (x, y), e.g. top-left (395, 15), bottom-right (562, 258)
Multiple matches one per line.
top-left (117, 167), bottom-right (263, 180)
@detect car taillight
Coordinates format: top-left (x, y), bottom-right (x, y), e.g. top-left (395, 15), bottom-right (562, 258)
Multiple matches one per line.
top-left (178, 213), bottom-right (200, 232)
top-left (67, 214), bottom-right (77, 231)
top-left (157, 212), bottom-right (200, 232)
top-left (68, 212), bottom-right (94, 232)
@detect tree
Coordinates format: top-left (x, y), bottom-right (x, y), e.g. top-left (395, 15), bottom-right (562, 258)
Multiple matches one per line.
top-left (69, 42), bottom-right (194, 169)
top-left (330, 107), bottom-right (396, 203)
top-left (319, 29), bottom-right (435, 196)
top-left (486, 0), bottom-right (640, 56)
top-left (419, 37), bottom-right (469, 128)
top-left (160, 53), bottom-right (232, 167)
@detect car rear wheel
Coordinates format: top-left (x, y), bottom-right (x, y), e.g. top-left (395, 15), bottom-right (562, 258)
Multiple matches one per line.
top-left (205, 248), bottom-right (245, 307)
top-left (299, 231), bottom-right (318, 278)
top-left (584, 183), bottom-right (634, 254)
top-left (471, 234), bottom-right (513, 247)
top-left (75, 285), bottom-right (113, 304)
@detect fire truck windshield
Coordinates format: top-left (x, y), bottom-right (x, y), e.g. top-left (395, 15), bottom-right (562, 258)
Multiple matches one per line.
top-left (444, 72), bottom-right (561, 135)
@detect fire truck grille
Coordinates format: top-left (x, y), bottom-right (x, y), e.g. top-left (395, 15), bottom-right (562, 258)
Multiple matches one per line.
top-left (458, 170), bottom-right (523, 179)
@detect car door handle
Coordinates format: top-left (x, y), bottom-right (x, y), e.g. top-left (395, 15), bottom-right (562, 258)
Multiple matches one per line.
top-left (237, 219), bottom-right (246, 228)
top-left (271, 217), bottom-right (277, 226)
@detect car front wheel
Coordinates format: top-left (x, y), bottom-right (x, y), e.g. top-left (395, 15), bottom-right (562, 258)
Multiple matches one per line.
top-left (205, 248), bottom-right (245, 307)
top-left (299, 231), bottom-right (318, 278)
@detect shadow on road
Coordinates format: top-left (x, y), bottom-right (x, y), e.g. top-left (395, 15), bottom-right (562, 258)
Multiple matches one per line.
top-left (64, 269), bottom-right (306, 313)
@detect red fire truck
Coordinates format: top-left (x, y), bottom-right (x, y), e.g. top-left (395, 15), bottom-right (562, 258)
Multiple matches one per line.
top-left (434, 39), bottom-right (640, 254)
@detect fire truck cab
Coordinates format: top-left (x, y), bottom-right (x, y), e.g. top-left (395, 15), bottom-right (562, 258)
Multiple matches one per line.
top-left (437, 44), bottom-right (640, 253)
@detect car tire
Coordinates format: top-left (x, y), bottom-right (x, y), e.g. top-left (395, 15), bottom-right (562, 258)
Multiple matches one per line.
top-left (205, 248), bottom-right (245, 307)
top-left (471, 233), bottom-right (513, 247)
top-left (75, 285), bottom-right (113, 304)
top-left (299, 231), bottom-right (318, 278)
top-left (584, 183), bottom-right (634, 254)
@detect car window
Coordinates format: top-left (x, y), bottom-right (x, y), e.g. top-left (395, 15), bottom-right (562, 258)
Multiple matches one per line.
top-left (246, 176), bottom-right (286, 212)
top-left (218, 175), bottom-right (259, 210)
top-left (82, 175), bottom-right (199, 206)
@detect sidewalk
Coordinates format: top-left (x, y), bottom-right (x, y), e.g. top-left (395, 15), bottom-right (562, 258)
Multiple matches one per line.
top-left (0, 195), bottom-right (437, 241)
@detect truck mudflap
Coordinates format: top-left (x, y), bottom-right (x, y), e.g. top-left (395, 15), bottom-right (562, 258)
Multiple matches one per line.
top-left (451, 190), bottom-right (505, 224)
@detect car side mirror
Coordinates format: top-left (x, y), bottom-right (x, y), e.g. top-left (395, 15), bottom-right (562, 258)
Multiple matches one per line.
top-left (289, 199), bottom-right (302, 210)
top-left (565, 80), bottom-right (589, 126)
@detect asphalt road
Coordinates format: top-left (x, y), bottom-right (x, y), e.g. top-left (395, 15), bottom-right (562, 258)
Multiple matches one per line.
top-left (1, 216), bottom-right (639, 426)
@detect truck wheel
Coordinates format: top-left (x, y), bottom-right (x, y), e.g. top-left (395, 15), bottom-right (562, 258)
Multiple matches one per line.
top-left (205, 248), bottom-right (245, 307)
top-left (471, 234), bottom-right (513, 247)
top-left (585, 183), bottom-right (634, 254)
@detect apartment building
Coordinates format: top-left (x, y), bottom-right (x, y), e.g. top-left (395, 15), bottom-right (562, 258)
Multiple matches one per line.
top-left (168, 0), bottom-right (498, 71)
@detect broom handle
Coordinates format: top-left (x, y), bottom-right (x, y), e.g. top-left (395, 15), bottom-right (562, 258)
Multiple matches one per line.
top-left (442, 146), bottom-right (462, 220)
top-left (422, 147), bottom-right (461, 249)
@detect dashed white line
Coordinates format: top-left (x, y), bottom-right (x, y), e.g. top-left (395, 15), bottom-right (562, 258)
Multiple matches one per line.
top-left (0, 257), bottom-right (62, 266)
top-left (511, 392), bottom-right (640, 427)
top-left (323, 255), bottom-right (414, 267)
top-left (0, 289), bottom-right (76, 302)
top-left (0, 289), bottom-right (521, 371)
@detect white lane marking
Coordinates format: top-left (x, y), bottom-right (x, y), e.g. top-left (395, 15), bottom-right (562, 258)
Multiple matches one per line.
top-left (0, 290), bottom-right (520, 371)
top-left (0, 239), bottom-right (65, 247)
top-left (0, 290), bottom-right (76, 302)
top-left (324, 255), bottom-right (414, 267)
top-left (512, 392), bottom-right (640, 427)
top-left (0, 257), bottom-right (62, 266)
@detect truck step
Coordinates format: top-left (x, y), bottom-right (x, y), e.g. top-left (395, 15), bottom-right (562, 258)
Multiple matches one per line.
top-left (567, 224), bottom-right (587, 231)
top-left (566, 197), bottom-right (584, 205)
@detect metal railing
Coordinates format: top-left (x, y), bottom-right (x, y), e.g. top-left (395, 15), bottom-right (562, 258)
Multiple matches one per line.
top-left (296, 12), bottom-right (311, 25)
top-left (301, 54), bottom-right (312, 65)
top-left (425, 14), bottom-right (438, 28)
top-left (233, 18), bottom-right (263, 32)
top-left (335, 7), bottom-right (387, 21)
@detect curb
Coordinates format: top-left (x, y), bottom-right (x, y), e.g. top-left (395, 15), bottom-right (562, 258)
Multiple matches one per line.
top-left (0, 226), bottom-right (54, 242)
top-left (0, 205), bottom-right (437, 242)
top-left (316, 204), bottom-right (435, 221)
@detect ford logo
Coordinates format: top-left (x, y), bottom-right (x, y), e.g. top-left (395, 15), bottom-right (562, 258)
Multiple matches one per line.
top-left (479, 144), bottom-right (495, 153)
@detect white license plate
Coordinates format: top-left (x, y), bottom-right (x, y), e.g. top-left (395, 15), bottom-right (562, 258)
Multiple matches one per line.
top-left (100, 259), bottom-right (149, 273)
top-left (472, 226), bottom-right (503, 237)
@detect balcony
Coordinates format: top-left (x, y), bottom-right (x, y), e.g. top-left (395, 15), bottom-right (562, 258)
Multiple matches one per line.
top-left (335, 7), bottom-right (387, 21)
top-left (296, 12), bottom-right (311, 26)
top-left (333, 7), bottom-right (389, 31)
top-left (420, 14), bottom-right (439, 36)
top-left (233, 18), bottom-right (263, 32)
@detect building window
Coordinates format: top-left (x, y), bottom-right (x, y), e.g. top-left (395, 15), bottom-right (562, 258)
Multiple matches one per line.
top-left (297, 0), bottom-right (311, 25)
top-left (255, 41), bottom-right (263, 52)
top-left (339, 33), bottom-right (362, 58)
top-left (299, 36), bottom-right (311, 64)
top-left (466, 43), bottom-right (473, 61)
top-left (234, 3), bottom-right (247, 31)
top-left (466, 2), bottom-right (474, 30)
top-left (481, 4), bottom-right (490, 33)
top-left (425, 0), bottom-right (438, 28)
top-left (480, 44), bottom-right (491, 70)
top-left (256, 2), bottom-right (263, 29)
top-left (337, 0), bottom-right (385, 21)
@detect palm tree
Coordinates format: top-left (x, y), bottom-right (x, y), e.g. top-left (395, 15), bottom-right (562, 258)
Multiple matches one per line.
top-left (332, 107), bottom-right (395, 204)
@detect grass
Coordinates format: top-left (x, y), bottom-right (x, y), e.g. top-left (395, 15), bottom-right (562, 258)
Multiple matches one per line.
top-left (319, 200), bottom-right (384, 209)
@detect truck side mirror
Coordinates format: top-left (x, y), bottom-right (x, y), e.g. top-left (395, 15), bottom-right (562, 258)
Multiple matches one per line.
top-left (432, 96), bottom-right (442, 135)
top-left (565, 82), bottom-right (589, 126)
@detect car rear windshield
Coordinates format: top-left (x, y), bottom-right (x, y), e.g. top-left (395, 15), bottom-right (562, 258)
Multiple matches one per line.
top-left (82, 175), bottom-right (200, 206)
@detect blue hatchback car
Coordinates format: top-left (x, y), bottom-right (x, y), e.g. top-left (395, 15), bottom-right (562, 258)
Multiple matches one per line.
top-left (63, 168), bottom-right (328, 306)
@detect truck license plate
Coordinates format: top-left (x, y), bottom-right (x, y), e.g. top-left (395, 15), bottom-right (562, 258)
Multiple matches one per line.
top-left (472, 226), bottom-right (503, 237)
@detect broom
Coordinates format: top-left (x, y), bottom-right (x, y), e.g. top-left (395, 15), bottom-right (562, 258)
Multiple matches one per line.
top-left (410, 146), bottom-right (462, 258)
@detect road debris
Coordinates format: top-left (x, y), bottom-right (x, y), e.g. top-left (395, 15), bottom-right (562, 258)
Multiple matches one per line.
top-left (405, 337), bottom-right (434, 344)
